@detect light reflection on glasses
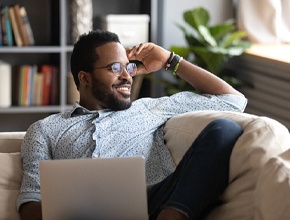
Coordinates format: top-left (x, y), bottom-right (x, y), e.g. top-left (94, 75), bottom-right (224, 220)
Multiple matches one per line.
top-left (93, 62), bottom-right (137, 77)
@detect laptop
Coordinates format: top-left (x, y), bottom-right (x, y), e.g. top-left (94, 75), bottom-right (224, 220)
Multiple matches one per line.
top-left (39, 157), bottom-right (148, 220)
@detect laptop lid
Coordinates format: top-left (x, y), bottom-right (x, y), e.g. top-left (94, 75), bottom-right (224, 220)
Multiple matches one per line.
top-left (40, 157), bottom-right (148, 220)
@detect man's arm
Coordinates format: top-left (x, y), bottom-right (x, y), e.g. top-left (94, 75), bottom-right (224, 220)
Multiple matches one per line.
top-left (174, 58), bottom-right (243, 96)
top-left (126, 43), bottom-right (243, 96)
top-left (20, 202), bottom-right (42, 220)
top-left (18, 122), bottom-right (51, 220)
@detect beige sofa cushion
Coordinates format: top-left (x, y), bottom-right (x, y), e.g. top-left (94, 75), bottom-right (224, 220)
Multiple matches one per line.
top-left (0, 132), bottom-right (25, 153)
top-left (0, 152), bottom-right (22, 220)
top-left (255, 148), bottom-right (290, 220)
top-left (164, 110), bottom-right (290, 220)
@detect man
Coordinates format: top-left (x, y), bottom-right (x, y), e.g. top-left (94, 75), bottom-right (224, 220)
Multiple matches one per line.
top-left (17, 30), bottom-right (247, 219)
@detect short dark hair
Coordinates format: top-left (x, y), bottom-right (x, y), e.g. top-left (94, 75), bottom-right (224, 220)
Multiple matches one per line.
top-left (70, 29), bottom-right (120, 89)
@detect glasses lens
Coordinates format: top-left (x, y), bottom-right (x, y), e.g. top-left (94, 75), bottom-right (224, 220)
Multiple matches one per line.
top-left (127, 63), bottom-right (137, 76)
top-left (111, 62), bottom-right (137, 76)
top-left (111, 63), bottom-right (122, 75)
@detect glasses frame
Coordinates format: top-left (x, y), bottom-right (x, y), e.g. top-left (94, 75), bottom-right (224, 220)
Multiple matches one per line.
top-left (93, 62), bottom-right (137, 77)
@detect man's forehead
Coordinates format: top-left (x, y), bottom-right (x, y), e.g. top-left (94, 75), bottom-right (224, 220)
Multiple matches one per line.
top-left (95, 42), bottom-right (128, 64)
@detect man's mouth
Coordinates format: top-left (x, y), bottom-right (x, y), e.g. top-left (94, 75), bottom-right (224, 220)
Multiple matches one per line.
top-left (115, 85), bottom-right (131, 96)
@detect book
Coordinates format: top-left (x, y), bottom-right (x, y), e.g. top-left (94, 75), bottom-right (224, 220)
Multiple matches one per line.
top-left (18, 65), bottom-right (26, 105)
top-left (0, 61), bottom-right (12, 107)
top-left (11, 65), bottom-right (20, 106)
top-left (28, 65), bottom-right (37, 105)
top-left (13, 4), bottom-right (29, 46)
top-left (1, 6), bottom-right (14, 46)
top-left (41, 65), bottom-right (52, 106)
top-left (33, 70), bottom-right (43, 106)
top-left (8, 5), bottom-right (22, 46)
top-left (0, 5), bottom-right (2, 46)
top-left (23, 65), bottom-right (35, 106)
top-left (24, 65), bottom-right (29, 105)
top-left (19, 6), bottom-right (35, 45)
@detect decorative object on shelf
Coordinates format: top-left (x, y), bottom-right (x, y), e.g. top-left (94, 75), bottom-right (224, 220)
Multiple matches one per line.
top-left (157, 7), bottom-right (252, 95)
top-left (0, 61), bottom-right (12, 107)
top-left (101, 14), bottom-right (150, 47)
top-left (70, 0), bottom-right (93, 44)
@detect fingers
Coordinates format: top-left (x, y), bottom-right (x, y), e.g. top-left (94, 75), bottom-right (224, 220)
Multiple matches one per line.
top-left (126, 47), bottom-right (135, 58)
top-left (135, 43), bottom-right (145, 55)
top-left (126, 43), bottom-right (148, 58)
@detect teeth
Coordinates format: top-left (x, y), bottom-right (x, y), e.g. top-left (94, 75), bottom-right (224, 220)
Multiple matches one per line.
top-left (117, 87), bottom-right (129, 91)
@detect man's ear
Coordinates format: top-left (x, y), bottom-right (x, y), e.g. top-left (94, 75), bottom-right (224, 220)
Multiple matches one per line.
top-left (78, 71), bottom-right (90, 88)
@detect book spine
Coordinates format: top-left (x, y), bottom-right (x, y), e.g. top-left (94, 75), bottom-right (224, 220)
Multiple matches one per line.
top-left (0, 5), bottom-right (2, 46)
top-left (8, 5), bottom-right (23, 46)
top-left (23, 65), bottom-right (30, 106)
top-left (33, 70), bottom-right (43, 106)
top-left (41, 65), bottom-right (52, 106)
top-left (0, 60), bottom-right (12, 107)
top-left (29, 65), bottom-right (36, 105)
top-left (19, 6), bottom-right (35, 45)
top-left (13, 4), bottom-right (29, 46)
top-left (1, 6), bottom-right (14, 46)
top-left (18, 65), bottom-right (25, 105)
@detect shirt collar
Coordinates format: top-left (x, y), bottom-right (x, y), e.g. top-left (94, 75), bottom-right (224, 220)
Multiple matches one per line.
top-left (64, 102), bottom-right (99, 118)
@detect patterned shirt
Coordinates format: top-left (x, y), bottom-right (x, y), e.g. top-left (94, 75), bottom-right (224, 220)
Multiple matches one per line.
top-left (17, 92), bottom-right (247, 209)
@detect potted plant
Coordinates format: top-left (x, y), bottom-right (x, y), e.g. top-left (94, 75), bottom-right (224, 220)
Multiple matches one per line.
top-left (156, 7), bottom-right (252, 95)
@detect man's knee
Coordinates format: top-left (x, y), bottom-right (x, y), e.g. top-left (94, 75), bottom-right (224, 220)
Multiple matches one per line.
top-left (204, 118), bottom-right (243, 150)
top-left (209, 118), bottom-right (242, 136)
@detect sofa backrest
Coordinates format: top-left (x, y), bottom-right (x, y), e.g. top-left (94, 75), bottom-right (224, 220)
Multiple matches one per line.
top-left (0, 132), bottom-right (25, 153)
top-left (0, 132), bottom-right (25, 220)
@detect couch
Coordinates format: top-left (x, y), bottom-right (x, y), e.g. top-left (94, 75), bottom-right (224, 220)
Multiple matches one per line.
top-left (1, 110), bottom-right (290, 220)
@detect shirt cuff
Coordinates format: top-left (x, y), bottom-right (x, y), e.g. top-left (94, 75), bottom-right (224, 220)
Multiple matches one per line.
top-left (16, 192), bottom-right (41, 212)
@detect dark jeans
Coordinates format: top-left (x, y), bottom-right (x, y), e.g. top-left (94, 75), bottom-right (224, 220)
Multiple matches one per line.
top-left (148, 118), bottom-right (243, 219)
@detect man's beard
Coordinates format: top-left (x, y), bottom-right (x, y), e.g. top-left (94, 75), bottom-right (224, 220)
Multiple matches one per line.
top-left (91, 79), bottom-right (132, 110)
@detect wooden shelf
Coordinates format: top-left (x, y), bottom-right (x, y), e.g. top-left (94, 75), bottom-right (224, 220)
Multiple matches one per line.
top-left (246, 43), bottom-right (290, 64)
top-left (0, 0), bottom-right (151, 131)
top-left (0, 46), bottom-right (64, 53)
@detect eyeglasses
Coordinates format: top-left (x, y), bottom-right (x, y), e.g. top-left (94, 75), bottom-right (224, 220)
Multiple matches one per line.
top-left (93, 62), bottom-right (137, 77)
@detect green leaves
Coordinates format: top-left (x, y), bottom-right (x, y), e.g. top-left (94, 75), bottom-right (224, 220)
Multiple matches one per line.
top-left (174, 7), bottom-right (252, 72)
top-left (170, 46), bottom-right (190, 59)
top-left (169, 7), bottom-right (252, 91)
top-left (184, 7), bottom-right (210, 29)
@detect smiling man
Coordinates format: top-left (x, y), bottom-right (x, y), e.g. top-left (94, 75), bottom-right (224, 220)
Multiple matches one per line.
top-left (75, 39), bottom-right (135, 111)
top-left (17, 30), bottom-right (247, 220)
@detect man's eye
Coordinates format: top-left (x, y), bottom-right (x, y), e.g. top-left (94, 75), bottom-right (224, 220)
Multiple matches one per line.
top-left (112, 64), bottom-right (120, 71)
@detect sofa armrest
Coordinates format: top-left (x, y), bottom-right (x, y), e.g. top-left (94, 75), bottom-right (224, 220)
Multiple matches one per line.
top-left (255, 148), bottom-right (290, 220)
top-left (164, 110), bottom-right (290, 220)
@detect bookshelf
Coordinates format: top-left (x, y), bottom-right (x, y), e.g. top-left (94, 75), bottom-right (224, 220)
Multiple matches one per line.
top-left (0, 0), bottom-right (151, 131)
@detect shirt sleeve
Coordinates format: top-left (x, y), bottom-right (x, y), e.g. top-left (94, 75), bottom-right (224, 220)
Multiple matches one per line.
top-left (174, 92), bottom-right (247, 112)
top-left (16, 121), bottom-right (52, 211)
top-left (145, 91), bottom-right (247, 118)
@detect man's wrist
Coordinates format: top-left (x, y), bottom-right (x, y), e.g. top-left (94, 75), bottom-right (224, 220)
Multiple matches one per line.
top-left (165, 53), bottom-right (183, 75)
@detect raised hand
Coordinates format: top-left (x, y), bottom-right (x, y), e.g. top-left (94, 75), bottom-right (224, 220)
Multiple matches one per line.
top-left (126, 43), bottom-right (170, 75)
